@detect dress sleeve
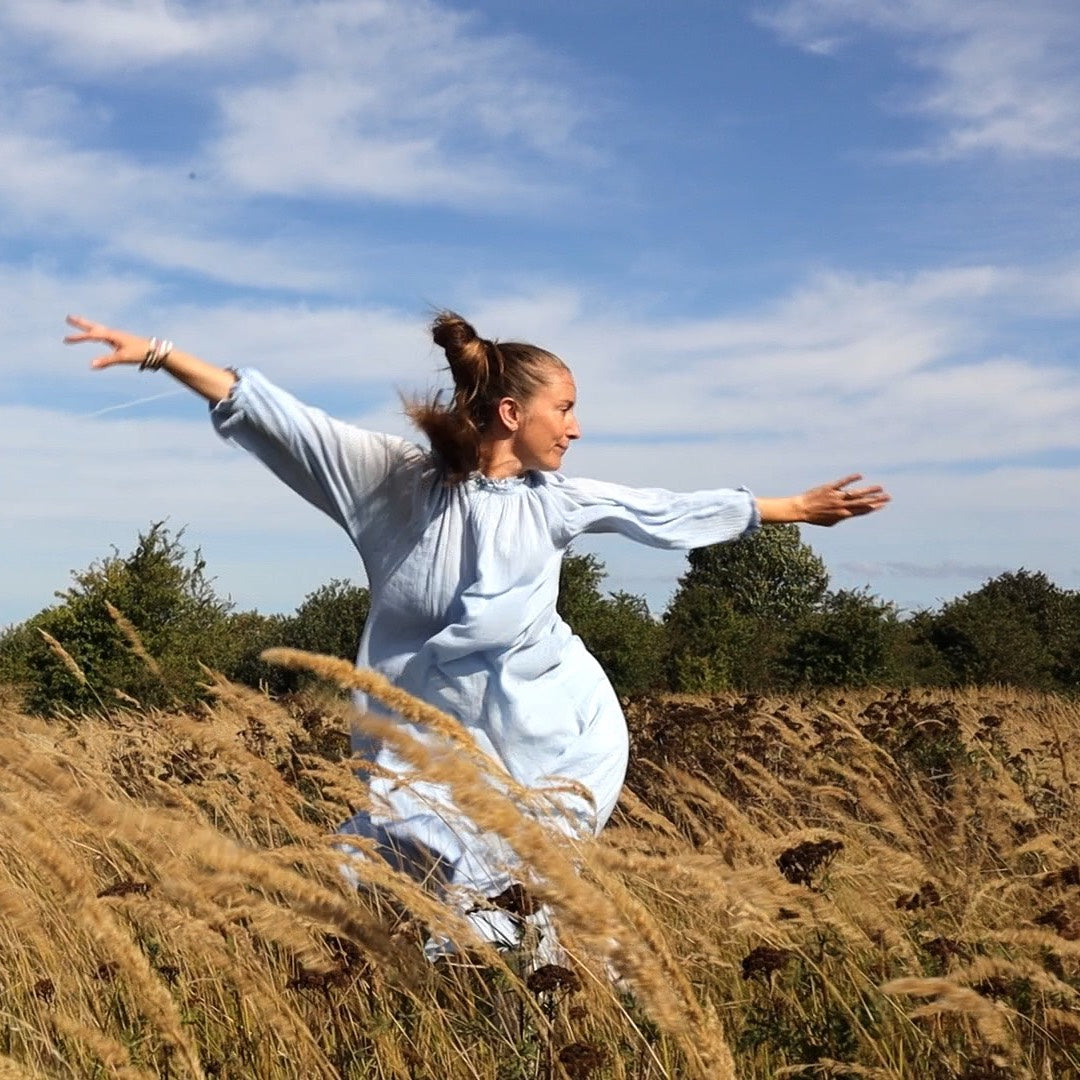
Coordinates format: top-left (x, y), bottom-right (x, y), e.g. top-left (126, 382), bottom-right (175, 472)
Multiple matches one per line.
top-left (551, 475), bottom-right (760, 550)
top-left (210, 368), bottom-right (423, 540)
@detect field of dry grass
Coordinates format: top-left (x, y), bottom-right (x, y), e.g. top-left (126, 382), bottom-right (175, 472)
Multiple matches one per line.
top-left (0, 651), bottom-right (1078, 1079)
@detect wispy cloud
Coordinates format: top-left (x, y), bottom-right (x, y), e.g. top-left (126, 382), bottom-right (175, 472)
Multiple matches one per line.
top-left (8, 258), bottom-right (1080, 623)
top-left (211, 4), bottom-right (598, 206)
top-left (24, 260), bottom-right (1080, 475)
top-left (0, 0), bottom-right (599, 217)
top-left (837, 559), bottom-right (1010, 581)
top-left (0, 0), bottom-right (263, 69)
top-left (3, 0), bottom-right (1079, 626)
top-left (759, 0), bottom-right (1080, 159)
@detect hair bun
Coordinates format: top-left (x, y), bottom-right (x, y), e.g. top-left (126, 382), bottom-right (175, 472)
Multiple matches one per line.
top-left (431, 311), bottom-right (491, 398)
top-left (431, 311), bottom-right (479, 353)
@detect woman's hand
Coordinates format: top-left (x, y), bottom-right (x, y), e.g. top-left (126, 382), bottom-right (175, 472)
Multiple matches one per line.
top-left (63, 315), bottom-right (152, 369)
top-left (796, 474), bottom-right (890, 526)
top-left (63, 314), bottom-right (237, 404)
top-left (757, 474), bottom-right (891, 527)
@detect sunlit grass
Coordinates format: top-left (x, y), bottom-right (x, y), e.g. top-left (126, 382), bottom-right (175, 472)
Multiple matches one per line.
top-left (0, 656), bottom-right (1078, 1079)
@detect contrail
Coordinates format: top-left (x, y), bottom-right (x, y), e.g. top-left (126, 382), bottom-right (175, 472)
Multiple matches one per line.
top-left (86, 390), bottom-right (186, 417)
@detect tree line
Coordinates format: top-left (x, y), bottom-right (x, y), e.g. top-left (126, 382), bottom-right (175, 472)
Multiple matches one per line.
top-left (2, 521), bottom-right (1078, 713)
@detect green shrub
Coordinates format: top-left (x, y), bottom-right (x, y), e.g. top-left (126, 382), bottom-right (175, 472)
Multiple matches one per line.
top-left (558, 552), bottom-right (664, 697)
top-left (662, 585), bottom-right (744, 693)
top-left (923, 570), bottom-right (1072, 690)
top-left (219, 610), bottom-right (295, 693)
top-left (782, 588), bottom-right (899, 688)
top-left (663, 526), bottom-right (830, 692)
top-left (0, 523), bottom-right (233, 714)
top-left (673, 524), bottom-right (829, 624)
top-left (284, 579), bottom-right (370, 661)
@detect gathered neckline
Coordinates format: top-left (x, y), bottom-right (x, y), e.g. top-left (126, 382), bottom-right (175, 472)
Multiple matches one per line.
top-left (469, 470), bottom-right (538, 492)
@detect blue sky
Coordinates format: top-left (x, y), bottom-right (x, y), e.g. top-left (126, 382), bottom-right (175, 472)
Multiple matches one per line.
top-left (3, 0), bottom-right (1080, 625)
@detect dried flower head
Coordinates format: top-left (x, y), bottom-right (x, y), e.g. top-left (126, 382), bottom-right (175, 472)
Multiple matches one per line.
top-left (897, 881), bottom-right (942, 911)
top-left (741, 946), bottom-right (792, 982)
top-left (527, 964), bottom-right (581, 995)
top-left (36, 629), bottom-right (87, 685)
top-left (489, 882), bottom-right (540, 917)
top-left (97, 880), bottom-right (151, 899)
top-left (1041, 864), bottom-right (1080, 889)
top-left (285, 967), bottom-right (350, 994)
top-left (923, 937), bottom-right (963, 963)
top-left (558, 1041), bottom-right (607, 1080)
top-left (1034, 903), bottom-right (1080, 940)
top-left (776, 839), bottom-right (843, 886)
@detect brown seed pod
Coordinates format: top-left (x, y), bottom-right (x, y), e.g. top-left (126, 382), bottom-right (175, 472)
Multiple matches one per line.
top-left (527, 964), bottom-right (581, 995)
top-left (776, 839), bottom-right (843, 886)
top-left (558, 1041), bottom-right (607, 1080)
top-left (741, 945), bottom-right (793, 982)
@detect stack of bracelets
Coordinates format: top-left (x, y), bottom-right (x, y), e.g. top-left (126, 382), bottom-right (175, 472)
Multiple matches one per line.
top-left (140, 337), bottom-right (174, 371)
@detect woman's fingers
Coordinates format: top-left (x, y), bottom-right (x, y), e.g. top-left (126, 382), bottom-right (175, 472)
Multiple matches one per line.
top-left (63, 314), bottom-right (146, 368)
top-left (844, 486), bottom-right (888, 503)
top-left (823, 476), bottom-right (890, 503)
top-left (63, 315), bottom-right (112, 345)
top-left (846, 500), bottom-right (885, 517)
top-left (63, 315), bottom-right (101, 341)
top-left (842, 489), bottom-right (891, 517)
top-left (831, 473), bottom-right (863, 490)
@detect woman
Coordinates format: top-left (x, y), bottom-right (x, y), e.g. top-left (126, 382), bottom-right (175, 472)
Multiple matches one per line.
top-left (65, 311), bottom-right (889, 948)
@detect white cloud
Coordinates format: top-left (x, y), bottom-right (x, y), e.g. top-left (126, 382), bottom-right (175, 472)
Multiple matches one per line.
top-left (760, 0), bottom-right (1080, 159)
top-left (17, 259), bottom-right (1079, 476)
top-left (838, 559), bottom-right (1010, 581)
top-left (0, 0), bottom-right (597, 216)
top-left (0, 125), bottom-right (187, 230)
top-left (207, 1), bottom-right (595, 206)
top-left (0, 0), bottom-right (263, 69)
top-left (5, 257), bottom-right (1080, 625)
top-left (0, 0), bottom-right (606, 308)
top-left (108, 229), bottom-right (349, 293)
top-left (0, 119), bottom-right (361, 293)
top-left (5, 392), bottom-right (1078, 625)
top-left (1, 407), bottom-right (242, 524)
top-left (0, 401), bottom-right (373, 622)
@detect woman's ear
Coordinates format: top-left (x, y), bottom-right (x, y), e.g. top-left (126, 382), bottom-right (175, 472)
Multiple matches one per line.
top-left (496, 396), bottom-right (522, 431)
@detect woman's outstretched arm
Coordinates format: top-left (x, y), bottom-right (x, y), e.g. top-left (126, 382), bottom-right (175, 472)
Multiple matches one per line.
top-left (63, 315), bottom-right (236, 405)
top-left (553, 471), bottom-right (890, 551)
top-left (65, 314), bottom-right (424, 554)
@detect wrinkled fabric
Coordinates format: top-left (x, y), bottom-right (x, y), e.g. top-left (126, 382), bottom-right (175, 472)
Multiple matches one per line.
top-left (212, 369), bottom-right (760, 898)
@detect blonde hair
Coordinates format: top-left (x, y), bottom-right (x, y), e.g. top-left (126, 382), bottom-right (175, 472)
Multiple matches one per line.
top-left (406, 311), bottom-right (568, 483)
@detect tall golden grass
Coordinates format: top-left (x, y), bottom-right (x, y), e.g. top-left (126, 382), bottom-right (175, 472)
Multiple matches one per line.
top-left (0, 644), bottom-right (1078, 1079)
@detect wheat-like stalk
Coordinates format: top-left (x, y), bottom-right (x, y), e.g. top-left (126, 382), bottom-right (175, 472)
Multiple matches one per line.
top-left (1, 668), bottom-right (1080, 1076)
top-left (35, 630), bottom-right (87, 686)
top-left (104, 602), bottom-right (163, 678)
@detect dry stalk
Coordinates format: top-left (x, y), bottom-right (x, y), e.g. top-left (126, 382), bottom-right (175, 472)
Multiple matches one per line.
top-left (104, 602), bottom-right (163, 678)
top-left (35, 630), bottom-right (87, 686)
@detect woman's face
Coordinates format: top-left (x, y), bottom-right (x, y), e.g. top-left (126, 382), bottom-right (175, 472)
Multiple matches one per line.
top-left (512, 367), bottom-right (581, 472)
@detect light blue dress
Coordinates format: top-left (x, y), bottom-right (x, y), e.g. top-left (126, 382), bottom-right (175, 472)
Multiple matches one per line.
top-left (212, 369), bottom-right (759, 906)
